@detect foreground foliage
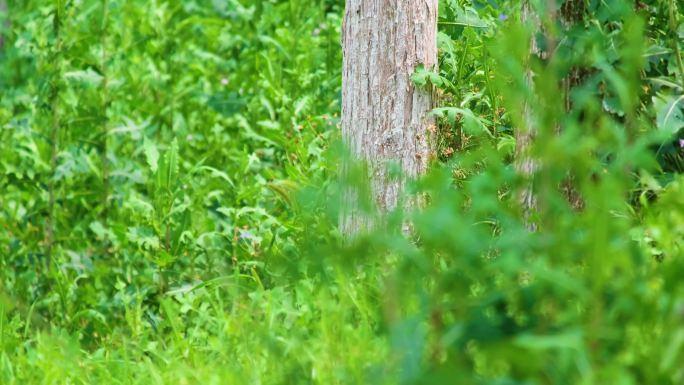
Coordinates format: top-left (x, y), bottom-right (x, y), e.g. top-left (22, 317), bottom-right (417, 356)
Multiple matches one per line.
top-left (1, 0), bottom-right (684, 384)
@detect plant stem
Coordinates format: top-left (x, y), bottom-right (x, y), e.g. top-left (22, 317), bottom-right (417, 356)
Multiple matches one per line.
top-left (482, 44), bottom-right (498, 135)
top-left (0, 0), bottom-right (7, 51)
top-left (46, 0), bottom-right (63, 268)
top-left (101, 0), bottom-right (110, 255)
top-left (670, 0), bottom-right (684, 87)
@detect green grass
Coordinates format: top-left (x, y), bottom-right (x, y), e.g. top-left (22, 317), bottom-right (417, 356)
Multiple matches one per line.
top-left (2, 1), bottom-right (684, 384)
top-left (2, 273), bottom-right (390, 384)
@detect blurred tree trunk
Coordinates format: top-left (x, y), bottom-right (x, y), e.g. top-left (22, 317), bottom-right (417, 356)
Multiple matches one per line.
top-left (340, 0), bottom-right (438, 235)
top-left (560, 1), bottom-right (588, 112)
top-left (517, 0), bottom-right (587, 228)
top-left (516, 1), bottom-right (540, 229)
top-left (559, 0), bottom-right (588, 210)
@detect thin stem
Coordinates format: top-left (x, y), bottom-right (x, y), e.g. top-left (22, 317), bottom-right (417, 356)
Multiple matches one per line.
top-left (670, 0), bottom-right (684, 87)
top-left (0, 0), bottom-right (7, 51)
top-left (101, 0), bottom-right (110, 254)
top-left (456, 36), bottom-right (469, 148)
top-left (46, 0), bottom-right (63, 268)
top-left (482, 44), bottom-right (498, 134)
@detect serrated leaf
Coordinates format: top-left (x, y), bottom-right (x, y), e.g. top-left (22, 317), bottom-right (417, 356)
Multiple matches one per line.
top-left (89, 221), bottom-right (114, 241)
top-left (144, 138), bottom-right (160, 173)
top-left (158, 139), bottom-right (179, 192)
top-left (127, 226), bottom-right (160, 251)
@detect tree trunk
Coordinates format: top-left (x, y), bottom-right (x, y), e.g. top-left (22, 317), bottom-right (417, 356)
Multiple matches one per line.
top-left (559, 0), bottom-right (588, 210)
top-left (516, 1), bottom-right (540, 229)
top-left (340, 0), bottom-right (438, 235)
top-left (517, 0), bottom-right (588, 228)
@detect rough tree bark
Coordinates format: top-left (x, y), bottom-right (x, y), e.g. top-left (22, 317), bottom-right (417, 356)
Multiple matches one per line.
top-left (559, 0), bottom-right (588, 210)
top-left (340, 0), bottom-right (438, 235)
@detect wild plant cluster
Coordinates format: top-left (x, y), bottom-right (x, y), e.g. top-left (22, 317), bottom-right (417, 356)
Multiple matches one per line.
top-left (1, 0), bottom-right (683, 384)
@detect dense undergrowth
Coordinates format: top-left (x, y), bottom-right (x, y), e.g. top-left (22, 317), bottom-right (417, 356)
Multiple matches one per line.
top-left (1, 0), bottom-right (684, 384)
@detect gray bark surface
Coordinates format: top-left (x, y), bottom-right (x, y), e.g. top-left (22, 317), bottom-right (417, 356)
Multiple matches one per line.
top-left (341, 0), bottom-right (437, 235)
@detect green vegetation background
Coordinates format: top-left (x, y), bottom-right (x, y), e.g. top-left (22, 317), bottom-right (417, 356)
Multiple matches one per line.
top-left (1, 0), bottom-right (684, 384)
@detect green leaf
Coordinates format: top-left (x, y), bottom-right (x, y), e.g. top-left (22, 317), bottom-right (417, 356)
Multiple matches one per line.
top-left (294, 96), bottom-right (310, 117)
top-left (514, 331), bottom-right (583, 350)
top-left (155, 250), bottom-right (177, 268)
top-left (412, 64), bottom-right (443, 89)
top-left (127, 227), bottom-right (160, 251)
top-left (157, 139), bottom-right (180, 192)
top-left (661, 329), bottom-right (684, 372)
top-left (439, 5), bottom-right (488, 28)
top-left (431, 107), bottom-right (493, 137)
top-left (64, 69), bottom-right (103, 86)
top-left (411, 64), bottom-right (429, 88)
top-left (655, 94), bottom-right (684, 134)
top-left (144, 138), bottom-right (160, 173)
top-left (199, 166), bottom-right (234, 187)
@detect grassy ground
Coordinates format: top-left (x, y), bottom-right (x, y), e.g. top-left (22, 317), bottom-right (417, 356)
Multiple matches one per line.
top-left (3, 1), bottom-right (684, 384)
